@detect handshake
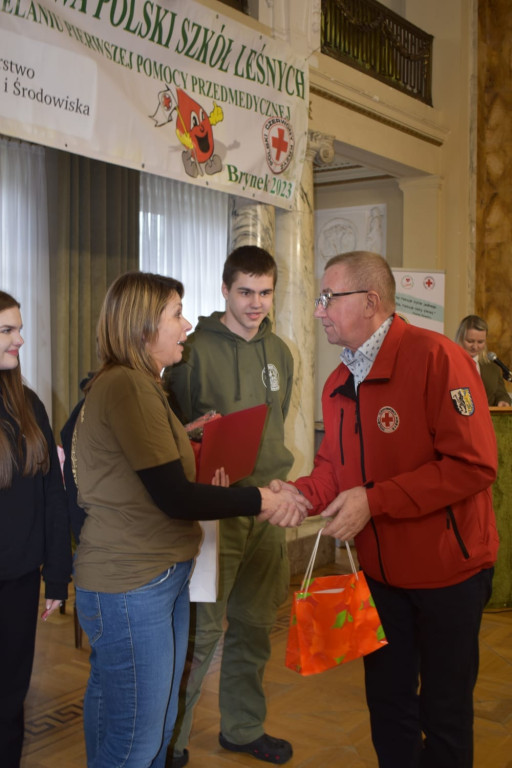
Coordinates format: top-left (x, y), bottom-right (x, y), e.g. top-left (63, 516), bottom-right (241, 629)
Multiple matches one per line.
top-left (257, 479), bottom-right (312, 528)
top-left (211, 469), bottom-right (311, 528)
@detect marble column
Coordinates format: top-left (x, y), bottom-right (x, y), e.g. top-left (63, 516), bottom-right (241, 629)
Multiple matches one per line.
top-left (275, 131), bottom-right (335, 480)
top-left (228, 197), bottom-right (275, 254)
top-left (228, 133), bottom-right (336, 481)
top-left (274, 130), bottom-right (334, 559)
top-left (228, 131), bottom-right (335, 565)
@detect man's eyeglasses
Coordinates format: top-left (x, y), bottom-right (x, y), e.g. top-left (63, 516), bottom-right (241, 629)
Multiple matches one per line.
top-left (314, 290), bottom-right (369, 310)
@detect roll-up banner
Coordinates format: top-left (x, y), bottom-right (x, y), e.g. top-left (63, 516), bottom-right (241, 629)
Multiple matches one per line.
top-left (392, 268), bottom-right (445, 333)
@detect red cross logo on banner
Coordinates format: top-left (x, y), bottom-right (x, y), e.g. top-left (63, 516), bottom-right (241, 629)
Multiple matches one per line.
top-left (272, 128), bottom-right (289, 161)
top-left (262, 117), bottom-right (295, 174)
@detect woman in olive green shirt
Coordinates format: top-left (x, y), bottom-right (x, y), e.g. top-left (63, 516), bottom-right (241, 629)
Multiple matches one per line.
top-left (73, 271), bottom-right (308, 768)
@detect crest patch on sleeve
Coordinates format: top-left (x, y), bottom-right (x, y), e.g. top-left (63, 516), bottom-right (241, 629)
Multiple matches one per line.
top-left (450, 387), bottom-right (475, 416)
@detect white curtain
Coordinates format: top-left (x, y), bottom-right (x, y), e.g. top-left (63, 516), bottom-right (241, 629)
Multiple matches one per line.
top-left (0, 138), bottom-right (52, 415)
top-left (139, 174), bottom-right (230, 329)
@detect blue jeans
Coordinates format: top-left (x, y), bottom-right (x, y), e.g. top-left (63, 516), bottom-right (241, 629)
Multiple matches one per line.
top-left (75, 562), bottom-right (193, 768)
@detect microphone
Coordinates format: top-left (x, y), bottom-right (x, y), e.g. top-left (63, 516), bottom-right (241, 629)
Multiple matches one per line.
top-left (488, 352), bottom-right (512, 382)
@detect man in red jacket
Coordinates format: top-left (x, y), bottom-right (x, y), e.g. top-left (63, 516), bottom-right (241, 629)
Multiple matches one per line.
top-left (273, 251), bottom-right (499, 768)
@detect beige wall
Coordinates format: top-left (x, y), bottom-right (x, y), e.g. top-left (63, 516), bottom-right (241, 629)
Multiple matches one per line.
top-left (309, 0), bottom-right (476, 340)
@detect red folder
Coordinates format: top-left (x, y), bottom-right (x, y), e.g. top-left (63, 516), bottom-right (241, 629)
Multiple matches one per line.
top-left (195, 404), bottom-right (268, 484)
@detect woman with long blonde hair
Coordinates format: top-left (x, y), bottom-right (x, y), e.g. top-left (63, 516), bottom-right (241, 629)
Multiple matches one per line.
top-left (72, 271), bottom-right (308, 768)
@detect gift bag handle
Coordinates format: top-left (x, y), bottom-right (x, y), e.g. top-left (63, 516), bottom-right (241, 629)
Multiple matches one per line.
top-left (300, 529), bottom-right (358, 593)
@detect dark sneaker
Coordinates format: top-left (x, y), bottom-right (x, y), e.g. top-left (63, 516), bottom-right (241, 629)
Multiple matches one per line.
top-left (165, 747), bottom-right (189, 768)
top-left (219, 732), bottom-right (293, 764)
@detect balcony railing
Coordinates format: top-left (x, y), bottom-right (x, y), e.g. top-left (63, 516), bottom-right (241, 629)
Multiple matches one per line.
top-left (321, 0), bottom-right (433, 106)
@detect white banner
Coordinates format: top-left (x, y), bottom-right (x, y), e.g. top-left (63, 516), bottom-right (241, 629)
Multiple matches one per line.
top-left (0, 0), bottom-right (308, 210)
top-left (392, 268), bottom-right (445, 334)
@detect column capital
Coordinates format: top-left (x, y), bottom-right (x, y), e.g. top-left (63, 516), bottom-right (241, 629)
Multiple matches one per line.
top-left (307, 131), bottom-right (335, 165)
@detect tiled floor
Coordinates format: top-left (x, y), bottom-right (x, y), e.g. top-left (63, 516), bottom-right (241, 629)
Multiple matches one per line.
top-left (21, 549), bottom-right (512, 768)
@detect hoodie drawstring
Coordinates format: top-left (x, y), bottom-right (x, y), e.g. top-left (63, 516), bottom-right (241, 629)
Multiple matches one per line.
top-left (233, 340), bottom-right (242, 401)
top-left (261, 338), bottom-right (272, 406)
top-left (232, 336), bottom-right (272, 406)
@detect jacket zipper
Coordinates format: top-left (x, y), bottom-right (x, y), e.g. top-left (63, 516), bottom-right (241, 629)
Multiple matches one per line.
top-left (356, 390), bottom-right (389, 584)
top-left (355, 398), bottom-right (366, 483)
top-left (446, 507), bottom-right (470, 559)
top-left (338, 408), bottom-right (344, 464)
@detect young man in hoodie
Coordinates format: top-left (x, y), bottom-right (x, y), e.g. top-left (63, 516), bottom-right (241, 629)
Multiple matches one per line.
top-left (165, 246), bottom-right (295, 767)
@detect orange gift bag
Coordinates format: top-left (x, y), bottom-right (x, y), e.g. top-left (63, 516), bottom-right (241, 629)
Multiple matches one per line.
top-left (286, 530), bottom-right (387, 676)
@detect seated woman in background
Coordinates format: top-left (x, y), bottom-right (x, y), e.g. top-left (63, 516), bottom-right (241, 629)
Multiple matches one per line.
top-left (455, 314), bottom-right (510, 407)
top-left (72, 271), bottom-right (308, 768)
top-left (0, 290), bottom-right (72, 768)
